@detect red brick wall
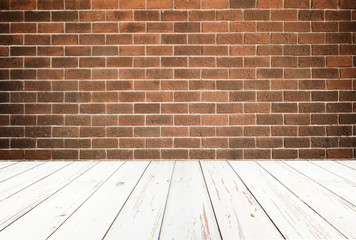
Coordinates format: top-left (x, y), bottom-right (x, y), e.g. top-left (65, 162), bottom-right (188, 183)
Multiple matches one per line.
top-left (0, 0), bottom-right (355, 160)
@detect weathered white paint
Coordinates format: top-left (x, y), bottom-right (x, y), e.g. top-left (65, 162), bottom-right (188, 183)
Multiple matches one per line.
top-left (0, 162), bottom-right (69, 201)
top-left (201, 161), bottom-right (283, 240)
top-left (160, 161), bottom-right (221, 240)
top-left (260, 161), bottom-right (356, 239)
top-left (230, 161), bottom-right (346, 240)
top-left (0, 161), bottom-right (43, 183)
top-left (0, 161), bottom-right (95, 231)
top-left (104, 161), bottom-right (174, 240)
top-left (0, 162), bottom-right (123, 240)
top-left (49, 161), bottom-right (149, 240)
top-left (0, 162), bottom-right (18, 170)
top-left (286, 161), bottom-right (356, 206)
top-left (312, 161), bottom-right (356, 184)
top-left (338, 161), bottom-right (356, 170)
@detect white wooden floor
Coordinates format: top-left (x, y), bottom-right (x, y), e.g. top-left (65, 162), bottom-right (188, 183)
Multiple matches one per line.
top-left (0, 161), bottom-right (355, 240)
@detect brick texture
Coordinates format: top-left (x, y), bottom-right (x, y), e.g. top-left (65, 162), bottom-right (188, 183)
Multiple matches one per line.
top-left (0, 0), bottom-right (355, 160)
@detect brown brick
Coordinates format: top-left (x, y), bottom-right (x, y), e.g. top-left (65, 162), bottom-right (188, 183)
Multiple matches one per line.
top-left (273, 150), bottom-right (298, 159)
top-left (190, 150), bottom-right (215, 159)
top-left (217, 150), bottom-right (243, 159)
top-left (191, 127), bottom-right (216, 137)
top-left (300, 149), bottom-right (325, 159)
top-left (244, 149), bottom-right (271, 159)
top-left (134, 149), bottom-right (160, 159)
top-left (244, 126), bottom-right (270, 136)
top-left (162, 149), bottom-right (188, 159)
top-left (107, 150), bottom-right (133, 159)
top-left (285, 138), bottom-right (310, 148)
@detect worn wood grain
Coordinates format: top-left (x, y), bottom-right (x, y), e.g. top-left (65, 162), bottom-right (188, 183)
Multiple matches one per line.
top-left (312, 161), bottom-right (356, 184)
top-left (286, 161), bottom-right (356, 206)
top-left (230, 161), bottom-right (346, 239)
top-left (0, 162), bottom-right (69, 201)
top-left (201, 161), bottom-right (283, 240)
top-left (0, 161), bottom-right (43, 183)
top-left (160, 161), bottom-right (221, 240)
top-left (338, 161), bottom-right (356, 170)
top-left (0, 162), bottom-right (95, 231)
top-left (260, 161), bottom-right (356, 239)
top-left (104, 161), bottom-right (174, 240)
top-left (49, 161), bottom-right (149, 240)
top-left (0, 162), bottom-right (123, 240)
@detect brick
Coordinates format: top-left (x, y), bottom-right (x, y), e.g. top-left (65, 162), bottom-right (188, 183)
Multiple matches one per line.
top-left (217, 103), bottom-right (242, 113)
top-left (327, 149), bottom-right (353, 159)
top-left (134, 81), bottom-right (160, 90)
top-left (273, 150), bottom-right (298, 159)
top-left (340, 114), bottom-right (356, 124)
top-left (271, 10), bottom-right (298, 21)
top-left (134, 149), bottom-right (160, 159)
top-left (107, 127), bottom-right (132, 137)
top-left (299, 126), bottom-right (325, 136)
top-left (230, 22), bottom-right (256, 32)
top-left (230, 91), bottom-right (255, 102)
top-left (161, 11), bottom-right (188, 21)
top-left (340, 0), bottom-right (356, 9)
top-left (190, 103), bottom-right (215, 114)
top-left (50, 35), bottom-right (76, 45)
top-left (11, 23), bottom-right (36, 33)
top-left (300, 149), bottom-right (325, 159)
top-left (174, 0), bottom-right (200, 9)
top-left (311, 114), bottom-right (338, 124)
top-left (285, 114), bottom-right (310, 125)
top-left (147, 138), bottom-right (173, 148)
top-left (216, 80), bottom-right (242, 90)
top-left (190, 150), bottom-right (215, 159)
top-left (245, 10), bottom-right (270, 21)
top-left (147, 0), bottom-right (173, 9)
top-left (217, 150), bottom-right (243, 159)
top-left (134, 127), bottom-right (160, 137)
top-left (230, 115), bottom-right (256, 125)
top-left (244, 126), bottom-right (270, 136)
top-left (284, 22), bottom-right (310, 32)
top-left (285, 138), bottom-right (310, 148)
top-left (80, 11), bottom-right (106, 21)
top-left (190, 127), bottom-right (215, 137)
top-left (258, 69), bottom-right (283, 79)
top-left (299, 10), bottom-right (324, 21)
top-left (107, 150), bottom-right (133, 159)
top-left (174, 22), bottom-right (200, 33)
top-left (80, 150), bottom-right (106, 160)
top-left (244, 149), bottom-right (270, 159)
top-left (245, 33), bottom-right (270, 44)
top-left (119, 115), bottom-right (145, 126)
top-left (299, 33), bottom-right (325, 44)
top-left (175, 138), bottom-right (200, 148)
top-left (257, 138), bottom-right (283, 148)
top-left (92, 0), bottom-right (118, 9)
top-left (188, 34), bottom-right (215, 44)
top-left (146, 115), bottom-right (173, 125)
top-left (162, 150), bottom-right (188, 159)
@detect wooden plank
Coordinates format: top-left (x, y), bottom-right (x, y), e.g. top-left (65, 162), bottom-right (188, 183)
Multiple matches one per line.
top-left (159, 161), bottom-right (221, 240)
top-left (49, 161), bottom-right (149, 240)
top-left (229, 161), bottom-right (346, 239)
top-left (104, 161), bottom-right (174, 240)
top-left (0, 162), bottom-right (44, 183)
top-left (0, 162), bottom-right (123, 240)
top-left (0, 161), bottom-right (95, 231)
top-left (338, 161), bottom-right (356, 170)
top-left (0, 162), bottom-right (70, 201)
top-left (0, 162), bottom-right (18, 170)
top-left (312, 161), bottom-right (356, 184)
top-left (200, 161), bottom-right (283, 240)
top-left (286, 161), bottom-right (356, 206)
top-left (260, 161), bottom-right (356, 239)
